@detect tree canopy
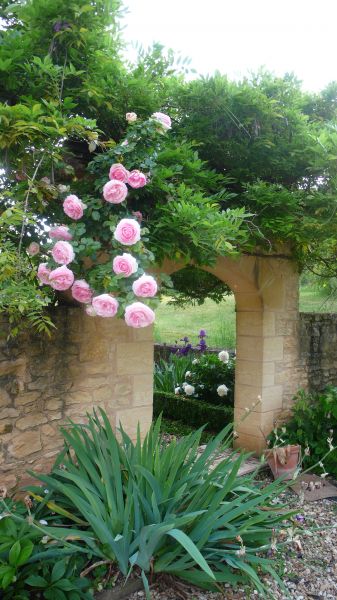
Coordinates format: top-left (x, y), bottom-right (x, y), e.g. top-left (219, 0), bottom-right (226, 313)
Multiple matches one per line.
top-left (1, 0), bottom-right (337, 332)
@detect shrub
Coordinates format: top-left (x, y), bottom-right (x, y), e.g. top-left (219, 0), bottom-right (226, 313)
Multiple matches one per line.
top-left (177, 352), bottom-right (235, 406)
top-left (0, 507), bottom-right (92, 599)
top-left (29, 410), bottom-right (293, 597)
top-left (269, 386), bottom-right (337, 478)
top-left (154, 392), bottom-right (233, 432)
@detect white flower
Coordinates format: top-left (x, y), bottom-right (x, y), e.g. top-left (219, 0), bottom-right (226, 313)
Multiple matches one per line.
top-left (184, 384), bottom-right (195, 396)
top-left (192, 358), bottom-right (199, 365)
top-left (174, 387), bottom-right (181, 395)
top-left (126, 112), bottom-right (137, 122)
top-left (39, 519), bottom-right (48, 525)
top-left (217, 384), bottom-right (228, 397)
top-left (185, 371), bottom-right (192, 378)
top-left (182, 382), bottom-right (188, 389)
top-left (218, 350), bottom-right (229, 363)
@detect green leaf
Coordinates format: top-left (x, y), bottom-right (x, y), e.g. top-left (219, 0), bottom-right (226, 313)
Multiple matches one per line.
top-left (167, 529), bottom-right (215, 580)
top-left (9, 540), bottom-right (21, 566)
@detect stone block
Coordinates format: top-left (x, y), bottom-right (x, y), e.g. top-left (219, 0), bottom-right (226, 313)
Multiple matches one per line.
top-left (15, 391), bottom-right (41, 406)
top-left (66, 391), bottom-right (93, 405)
top-left (0, 389), bottom-right (11, 408)
top-left (16, 413), bottom-right (48, 431)
top-left (236, 336), bottom-right (263, 361)
top-left (132, 374), bottom-right (153, 407)
top-left (0, 421), bottom-right (13, 435)
top-left (8, 431), bottom-right (42, 458)
top-left (79, 341), bottom-right (111, 363)
top-left (115, 406), bottom-right (153, 441)
top-left (0, 408), bottom-right (19, 419)
top-left (116, 343), bottom-right (154, 376)
top-left (44, 398), bottom-right (63, 411)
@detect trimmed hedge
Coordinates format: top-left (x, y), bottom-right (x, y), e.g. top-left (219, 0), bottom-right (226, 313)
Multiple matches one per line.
top-left (153, 391), bottom-right (234, 433)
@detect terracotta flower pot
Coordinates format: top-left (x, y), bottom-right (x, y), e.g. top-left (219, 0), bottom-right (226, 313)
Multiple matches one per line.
top-left (265, 445), bottom-right (301, 480)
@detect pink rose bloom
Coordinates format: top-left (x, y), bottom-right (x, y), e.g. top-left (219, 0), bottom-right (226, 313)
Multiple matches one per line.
top-left (126, 112), bottom-right (137, 122)
top-left (51, 241), bottom-right (75, 265)
top-left (92, 294), bottom-right (119, 318)
top-left (63, 195), bottom-right (85, 220)
top-left (85, 305), bottom-right (97, 317)
top-left (37, 263), bottom-right (51, 285)
top-left (132, 274), bottom-right (158, 297)
top-left (114, 218), bottom-right (141, 246)
top-left (112, 253), bottom-right (138, 277)
top-left (27, 242), bottom-right (40, 256)
top-left (103, 180), bottom-right (128, 204)
top-left (109, 163), bottom-right (129, 183)
top-left (151, 112), bottom-right (171, 131)
top-left (125, 302), bottom-right (155, 328)
top-left (49, 265), bottom-right (74, 291)
top-left (71, 280), bottom-right (93, 304)
top-left (127, 170), bottom-right (147, 189)
top-left (49, 225), bottom-right (73, 241)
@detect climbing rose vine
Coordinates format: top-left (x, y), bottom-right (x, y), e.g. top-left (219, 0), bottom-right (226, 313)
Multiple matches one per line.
top-left (36, 112), bottom-right (168, 328)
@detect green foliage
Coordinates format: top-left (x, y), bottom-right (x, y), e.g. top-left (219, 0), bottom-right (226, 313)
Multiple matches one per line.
top-left (153, 392), bottom-right (234, 432)
top-left (182, 353), bottom-right (235, 406)
top-left (154, 354), bottom-right (194, 394)
top-left (160, 417), bottom-right (213, 443)
top-left (0, 511), bottom-right (92, 599)
top-left (170, 266), bottom-right (231, 307)
top-left (29, 410), bottom-right (294, 596)
top-left (269, 387), bottom-right (337, 478)
top-left (173, 72), bottom-right (337, 273)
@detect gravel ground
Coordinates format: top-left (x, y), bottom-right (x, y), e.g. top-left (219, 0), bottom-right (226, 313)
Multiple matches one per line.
top-left (126, 484), bottom-right (337, 600)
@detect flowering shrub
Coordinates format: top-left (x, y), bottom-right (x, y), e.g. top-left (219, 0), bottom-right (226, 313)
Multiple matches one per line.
top-left (269, 387), bottom-right (337, 478)
top-left (35, 114), bottom-right (171, 328)
top-left (175, 351), bottom-right (235, 406)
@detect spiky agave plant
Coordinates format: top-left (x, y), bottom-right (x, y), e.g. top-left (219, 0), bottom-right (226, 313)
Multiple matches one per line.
top-left (29, 410), bottom-right (294, 598)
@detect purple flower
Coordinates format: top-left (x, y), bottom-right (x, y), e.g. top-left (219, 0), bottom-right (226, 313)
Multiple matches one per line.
top-left (181, 336), bottom-right (189, 343)
top-left (295, 514), bottom-right (305, 523)
top-left (198, 329), bottom-right (207, 338)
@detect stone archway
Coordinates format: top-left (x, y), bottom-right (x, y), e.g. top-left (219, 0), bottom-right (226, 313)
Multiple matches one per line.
top-left (158, 253), bottom-right (301, 452)
top-left (0, 251), bottom-right (301, 489)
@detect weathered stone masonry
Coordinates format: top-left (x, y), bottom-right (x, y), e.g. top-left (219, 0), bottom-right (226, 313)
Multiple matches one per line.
top-left (0, 308), bottom-right (153, 489)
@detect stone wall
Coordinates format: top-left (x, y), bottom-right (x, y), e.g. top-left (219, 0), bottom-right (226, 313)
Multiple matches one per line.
top-left (299, 313), bottom-right (337, 391)
top-left (0, 307), bottom-right (153, 490)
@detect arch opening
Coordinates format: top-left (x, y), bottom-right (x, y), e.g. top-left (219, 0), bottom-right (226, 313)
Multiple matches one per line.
top-left (156, 255), bottom-right (301, 452)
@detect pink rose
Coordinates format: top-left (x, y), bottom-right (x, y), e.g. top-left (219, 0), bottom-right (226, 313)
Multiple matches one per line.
top-left (151, 112), bottom-right (171, 131)
top-left (27, 242), bottom-right (40, 256)
top-left (109, 163), bottom-right (129, 183)
top-left (51, 241), bottom-right (75, 265)
top-left (49, 265), bottom-right (74, 291)
top-left (49, 225), bottom-right (73, 241)
top-left (85, 305), bottom-right (97, 317)
top-left (126, 112), bottom-right (137, 122)
top-left (63, 195), bottom-right (85, 220)
top-left (103, 180), bottom-right (128, 204)
top-left (132, 274), bottom-right (158, 297)
top-left (37, 263), bottom-right (51, 285)
top-left (125, 302), bottom-right (155, 328)
top-left (92, 294), bottom-right (119, 318)
top-left (114, 218), bottom-right (141, 246)
top-left (127, 170), bottom-right (147, 189)
top-left (71, 280), bottom-right (93, 304)
top-left (112, 253), bottom-right (138, 277)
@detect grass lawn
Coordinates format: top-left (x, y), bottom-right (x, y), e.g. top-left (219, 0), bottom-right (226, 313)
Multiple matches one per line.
top-left (154, 285), bottom-right (337, 349)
